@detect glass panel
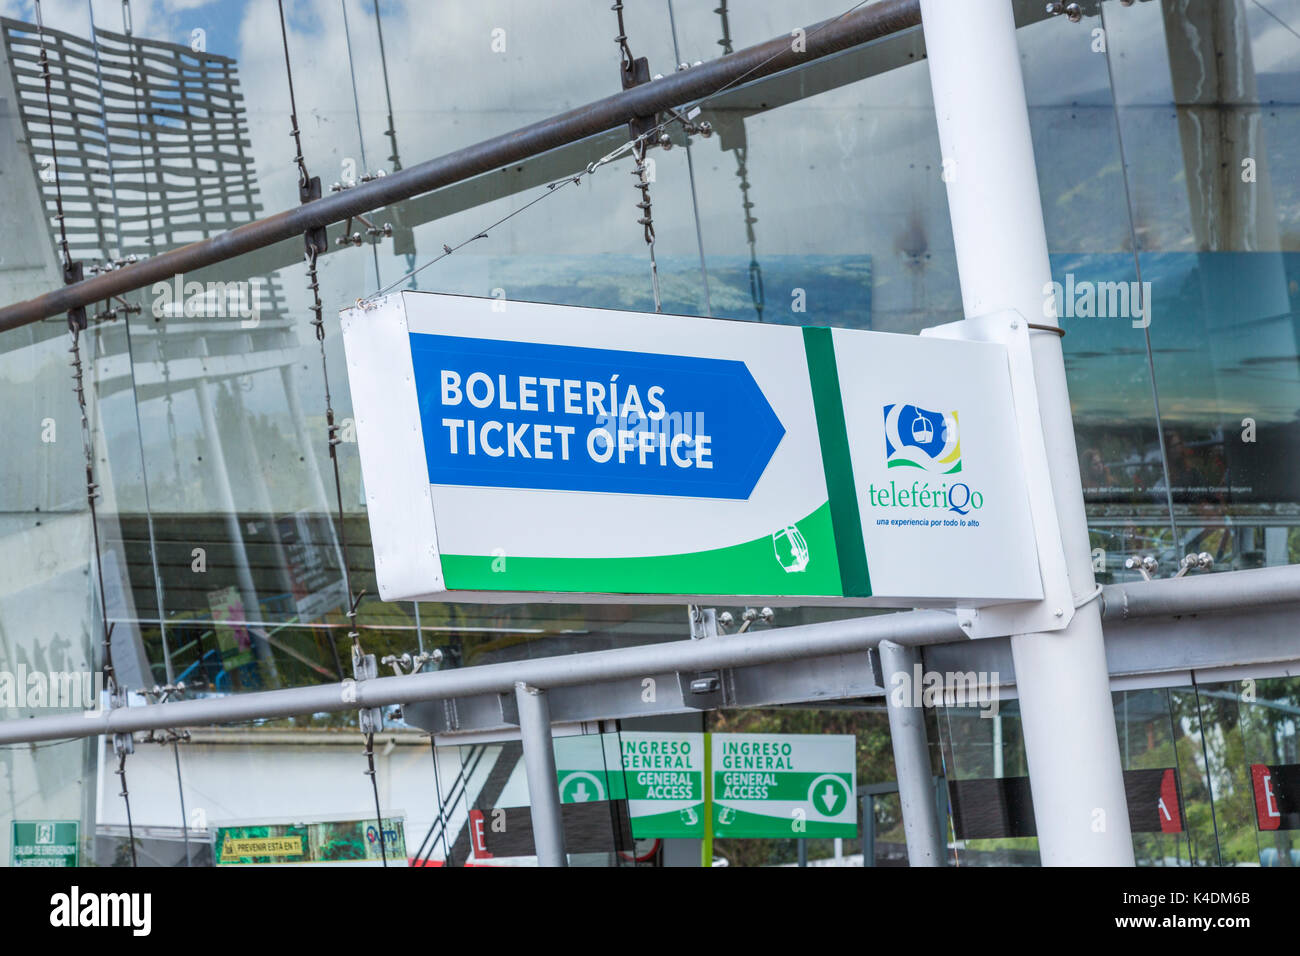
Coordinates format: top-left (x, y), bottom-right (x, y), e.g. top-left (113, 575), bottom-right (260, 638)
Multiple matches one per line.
top-left (1188, 675), bottom-right (1300, 866)
top-left (1104, 0), bottom-right (1300, 571)
top-left (1237, 675), bottom-right (1300, 866)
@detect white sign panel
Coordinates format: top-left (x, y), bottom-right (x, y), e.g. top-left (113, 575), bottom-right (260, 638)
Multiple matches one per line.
top-left (340, 291), bottom-right (1042, 606)
top-left (831, 328), bottom-right (1042, 601)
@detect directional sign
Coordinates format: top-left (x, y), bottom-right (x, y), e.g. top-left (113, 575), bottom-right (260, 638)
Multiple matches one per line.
top-left (10, 820), bottom-right (78, 867)
top-left (552, 732), bottom-right (856, 840)
top-left (559, 771), bottom-right (606, 804)
top-left (618, 732), bottom-right (706, 838)
top-left (412, 335), bottom-right (785, 500)
top-left (711, 734), bottom-right (857, 838)
top-left (341, 292), bottom-right (1042, 606)
top-left (554, 732), bottom-right (704, 839)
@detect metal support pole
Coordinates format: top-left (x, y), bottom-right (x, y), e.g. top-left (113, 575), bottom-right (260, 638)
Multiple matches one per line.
top-left (515, 682), bottom-right (566, 867)
top-left (934, 775), bottom-right (948, 856)
top-left (0, 0), bottom-right (922, 333)
top-left (920, 0), bottom-right (1134, 865)
top-left (862, 795), bottom-right (875, 867)
top-left (878, 640), bottom-right (945, 866)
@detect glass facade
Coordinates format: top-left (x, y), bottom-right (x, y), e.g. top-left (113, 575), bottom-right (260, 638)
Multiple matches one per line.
top-left (937, 676), bottom-right (1300, 867)
top-left (0, 0), bottom-right (1297, 866)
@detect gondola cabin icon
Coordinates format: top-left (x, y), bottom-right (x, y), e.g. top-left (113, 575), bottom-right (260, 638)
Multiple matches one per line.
top-left (883, 403), bottom-right (961, 474)
top-left (911, 408), bottom-right (934, 444)
top-left (773, 524), bottom-right (810, 573)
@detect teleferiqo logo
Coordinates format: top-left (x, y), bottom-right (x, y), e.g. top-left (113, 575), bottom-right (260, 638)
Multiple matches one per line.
top-left (872, 403), bottom-right (983, 519)
top-left (883, 403), bottom-right (961, 473)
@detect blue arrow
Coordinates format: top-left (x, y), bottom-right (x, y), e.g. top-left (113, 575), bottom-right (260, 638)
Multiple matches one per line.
top-left (409, 333), bottom-right (785, 500)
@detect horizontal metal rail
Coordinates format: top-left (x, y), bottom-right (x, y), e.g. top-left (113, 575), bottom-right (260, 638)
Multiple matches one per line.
top-left (1, 608), bottom-right (960, 745)
top-left (0, 0), bottom-right (922, 333)
top-left (2, 563), bottom-right (1298, 746)
top-left (1098, 562), bottom-right (1300, 620)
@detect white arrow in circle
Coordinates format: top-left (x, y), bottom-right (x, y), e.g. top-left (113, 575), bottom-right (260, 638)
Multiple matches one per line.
top-left (560, 771), bottom-right (605, 802)
top-left (821, 784), bottom-right (840, 814)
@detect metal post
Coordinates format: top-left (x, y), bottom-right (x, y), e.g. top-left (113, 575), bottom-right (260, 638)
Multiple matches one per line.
top-left (797, 838), bottom-right (808, 867)
top-left (920, 0), bottom-right (1134, 865)
top-left (514, 682), bottom-right (566, 867)
top-left (878, 640), bottom-right (945, 866)
top-left (934, 775), bottom-right (948, 862)
top-left (861, 795), bottom-right (875, 867)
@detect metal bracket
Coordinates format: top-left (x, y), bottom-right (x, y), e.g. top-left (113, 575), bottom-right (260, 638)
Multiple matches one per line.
top-left (299, 175), bottom-right (327, 257)
top-left (496, 691), bottom-right (520, 726)
top-left (387, 200), bottom-right (416, 257)
top-left (63, 260), bottom-right (87, 332)
top-left (922, 310), bottom-right (1074, 638)
top-left (111, 691), bottom-right (134, 755)
top-left (867, 646), bottom-right (885, 689)
top-left (620, 55), bottom-right (657, 141)
top-left (681, 605), bottom-right (727, 708)
top-left (677, 668), bottom-right (729, 710)
top-left (1175, 552), bottom-right (1214, 578)
top-left (1125, 554), bottom-right (1158, 581)
top-left (427, 698), bottom-right (459, 734)
top-left (688, 605), bottom-right (718, 639)
top-left (352, 651), bottom-right (384, 735)
top-left (136, 683), bottom-right (198, 743)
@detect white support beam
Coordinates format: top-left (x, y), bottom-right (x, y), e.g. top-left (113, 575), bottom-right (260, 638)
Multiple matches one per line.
top-left (920, 0), bottom-right (1134, 864)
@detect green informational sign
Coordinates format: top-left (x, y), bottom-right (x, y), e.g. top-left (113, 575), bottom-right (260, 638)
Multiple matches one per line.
top-left (215, 817), bottom-right (405, 865)
top-left (553, 732), bottom-right (705, 838)
top-left (11, 820), bottom-right (79, 867)
top-left (712, 734), bottom-right (857, 838)
top-left (553, 732), bottom-right (856, 840)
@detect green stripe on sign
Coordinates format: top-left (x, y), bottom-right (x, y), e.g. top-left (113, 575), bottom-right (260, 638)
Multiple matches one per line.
top-left (712, 804), bottom-right (857, 839)
top-left (441, 500), bottom-right (842, 596)
top-left (801, 327), bottom-right (871, 597)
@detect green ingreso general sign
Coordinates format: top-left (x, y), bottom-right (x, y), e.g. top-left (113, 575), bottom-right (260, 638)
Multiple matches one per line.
top-left (553, 732), bottom-right (857, 839)
top-left (342, 292), bottom-right (1042, 607)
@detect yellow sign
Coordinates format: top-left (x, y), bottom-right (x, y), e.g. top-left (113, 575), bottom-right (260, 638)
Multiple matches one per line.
top-left (220, 836), bottom-right (304, 861)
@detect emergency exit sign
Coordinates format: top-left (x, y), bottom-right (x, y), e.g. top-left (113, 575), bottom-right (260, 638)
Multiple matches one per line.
top-left (341, 292), bottom-right (1043, 607)
top-left (10, 820), bottom-right (78, 867)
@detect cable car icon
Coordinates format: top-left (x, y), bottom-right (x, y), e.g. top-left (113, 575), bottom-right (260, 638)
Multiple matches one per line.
top-left (772, 524), bottom-right (810, 573)
top-left (909, 405), bottom-right (934, 445)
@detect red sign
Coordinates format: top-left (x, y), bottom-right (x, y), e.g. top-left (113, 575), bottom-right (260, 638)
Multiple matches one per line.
top-left (1251, 764), bottom-right (1286, 831)
top-left (468, 809), bottom-right (493, 858)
